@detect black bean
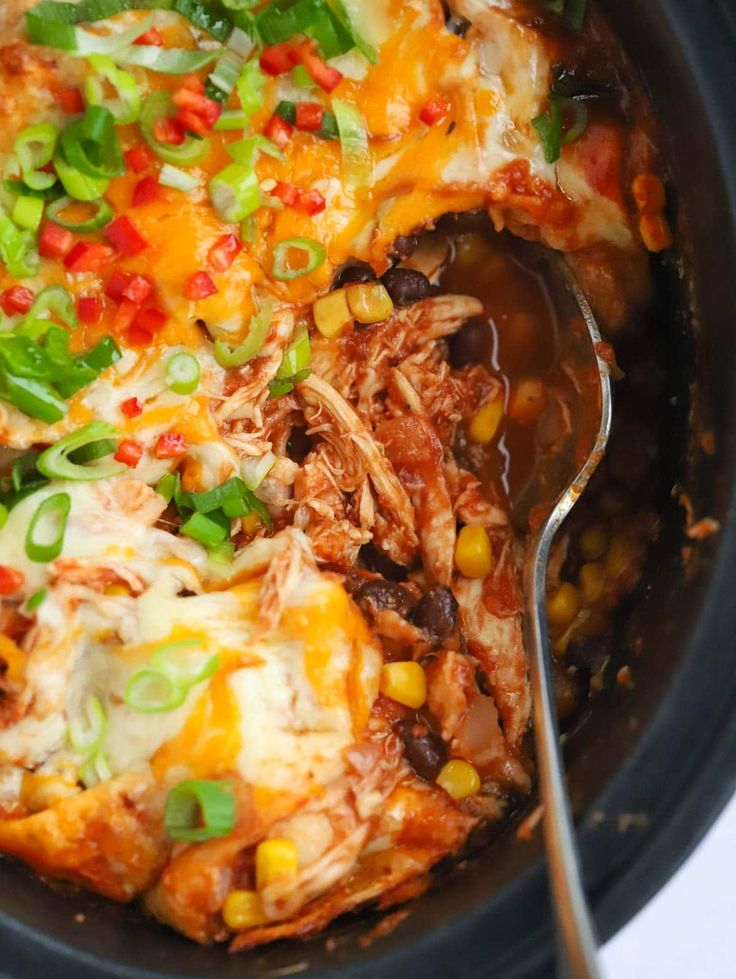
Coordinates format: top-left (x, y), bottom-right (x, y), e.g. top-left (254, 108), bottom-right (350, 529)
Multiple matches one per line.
top-left (360, 543), bottom-right (408, 581)
top-left (398, 717), bottom-right (448, 781)
top-left (286, 426), bottom-right (312, 464)
top-left (391, 235), bottom-right (418, 259)
top-left (333, 262), bottom-right (375, 288)
top-left (380, 268), bottom-right (433, 307)
top-left (447, 317), bottom-right (491, 368)
top-left (355, 579), bottom-right (415, 618)
top-left (411, 586), bottom-right (458, 642)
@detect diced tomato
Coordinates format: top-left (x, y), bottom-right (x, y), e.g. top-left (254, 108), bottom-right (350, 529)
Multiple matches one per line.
top-left (64, 242), bottom-right (115, 272)
top-left (272, 181), bottom-right (300, 207)
top-left (53, 86), bottom-right (84, 115)
top-left (154, 117), bottom-right (186, 146)
top-left (134, 26), bottom-right (165, 46)
top-left (105, 216), bottom-right (148, 257)
top-left (298, 40), bottom-right (343, 93)
top-left (132, 175), bottom-right (160, 207)
top-left (114, 439), bottom-right (144, 468)
top-left (259, 43), bottom-right (299, 76)
top-left (208, 234), bottom-right (242, 272)
top-left (298, 189), bottom-right (326, 215)
top-left (1, 286), bottom-right (35, 316)
top-left (184, 271), bottom-right (218, 301)
top-left (0, 566), bottom-right (24, 596)
top-left (121, 396), bottom-right (143, 418)
top-left (295, 101), bottom-right (324, 132)
top-left (154, 432), bottom-right (188, 459)
top-left (132, 307), bottom-right (167, 336)
top-left (113, 299), bottom-right (139, 332)
top-left (122, 274), bottom-right (153, 305)
top-left (124, 144), bottom-right (155, 174)
top-left (419, 99), bottom-right (451, 126)
top-left (76, 295), bottom-right (102, 323)
top-left (39, 222), bottom-right (75, 260)
top-left (264, 113), bottom-right (293, 150)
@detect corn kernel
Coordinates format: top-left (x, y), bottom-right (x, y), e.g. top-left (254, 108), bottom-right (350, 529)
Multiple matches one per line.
top-left (454, 524), bottom-right (493, 578)
top-left (436, 759), bottom-right (480, 800)
top-left (454, 234), bottom-right (491, 266)
top-left (639, 212), bottom-right (673, 253)
top-left (507, 377), bottom-right (545, 423)
top-left (346, 282), bottom-right (394, 324)
top-left (546, 582), bottom-right (579, 628)
top-left (312, 288), bottom-right (353, 339)
top-left (579, 524), bottom-right (608, 561)
top-left (241, 511), bottom-right (262, 536)
top-left (605, 535), bottom-right (632, 579)
top-left (255, 837), bottom-right (299, 890)
top-left (104, 583), bottom-right (130, 596)
top-left (631, 173), bottom-right (666, 215)
top-left (380, 661), bottom-right (427, 709)
top-left (580, 562), bottom-right (605, 602)
top-left (468, 399), bottom-right (504, 444)
top-left (222, 890), bottom-right (267, 930)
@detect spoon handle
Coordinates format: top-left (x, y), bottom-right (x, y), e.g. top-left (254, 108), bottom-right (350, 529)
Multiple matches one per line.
top-left (525, 536), bottom-right (604, 979)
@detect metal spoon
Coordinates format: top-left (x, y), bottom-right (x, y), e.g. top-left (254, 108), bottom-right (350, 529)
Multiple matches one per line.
top-left (521, 257), bottom-right (612, 979)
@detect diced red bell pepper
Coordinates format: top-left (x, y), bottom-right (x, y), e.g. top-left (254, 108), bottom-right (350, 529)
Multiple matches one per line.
top-left (134, 26), bottom-right (165, 46)
top-left (154, 431), bottom-right (188, 459)
top-left (259, 43), bottom-right (299, 76)
top-left (114, 439), bottom-right (144, 467)
top-left (208, 234), bottom-right (242, 272)
top-left (419, 99), bottom-right (451, 126)
top-left (0, 566), bottom-right (24, 596)
top-left (124, 144), bottom-right (155, 174)
top-left (295, 102), bottom-right (324, 132)
top-left (298, 189), bottom-right (326, 215)
top-left (1, 286), bottom-right (35, 316)
top-left (298, 40), bottom-right (343, 93)
top-left (64, 242), bottom-right (115, 272)
top-left (264, 113), bottom-right (293, 150)
top-left (122, 274), bottom-right (153, 306)
top-left (172, 76), bottom-right (222, 135)
top-left (132, 175), bottom-right (160, 208)
top-left (272, 181), bottom-right (300, 207)
top-left (132, 307), bottom-right (167, 336)
top-left (105, 216), bottom-right (149, 257)
top-left (54, 86), bottom-right (84, 115)
top-left (175, 108), bottom-right (211, 138)
top-left (121, 396), bottom-right (143, 418)
top-left (105, 270), bottom-right (132, 303)
top-left (154, 117), bottom-right (186, 146)
top-left (127, 323), bottom-right (153, 346)
top-left (184, 271), bottom-right (218, 301)
top-left (77, 295), bottom-right (103, 323)
top-left (39, 222), bottom-right (75, 260)
top-left (113, 299), bottom-right (139, 332)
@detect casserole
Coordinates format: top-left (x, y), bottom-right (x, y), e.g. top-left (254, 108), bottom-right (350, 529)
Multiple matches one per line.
top-left (0, 0), bottom-right (735, 976)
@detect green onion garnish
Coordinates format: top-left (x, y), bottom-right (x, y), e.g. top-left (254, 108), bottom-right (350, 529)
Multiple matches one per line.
top-left (272, 237), bottom-right (326, 281)
top-left (268, 326), bottom-right (311, 397)
top-left (25, 587), bottom-right (47, 612)
top-left (0, 210), bottom-right (39, 279)
top-left (36, 422), bottom-right (126, 482)
top-left (180, 510), bottom-right (230, 548)
top-left (53, 152), bottom-right (111, 202)
top-left (209, 164), bottom-right (261, 223)
top-left (159, 164), bottom-right (201, 194)
top-left (85, 54), bottom-right (141, 125)
top-left (61, 105), bottom-right (125, 181)
top-left (11, 195), bottom-right (45, 233)
top-left (68, 694), bottom-right (107, 756)
top-left (78, 751), bottom-right (112, 788)
top-left (333, 98), bottom-right (371, 189)
top-left (124, 668), bottom-right (188, 713)
top-left (164, 778), bottom-right (236, 842)
top-left (166, 351), bottom-right (201, 395)
top-left (15, 124), bottom-right (59, 192)
top-left (214, 301), bottom-right (272, 369)
top-left (47, 195), bottom-right (113, 233)
top-left (25, 491), bottom-right (71, 563)
top-left (206, 48), bottom-right (244, 104)
top-left (150, 638), bottom-right (219, 687)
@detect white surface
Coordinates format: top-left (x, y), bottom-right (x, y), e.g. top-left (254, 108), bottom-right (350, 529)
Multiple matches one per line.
top-left (602, 791), bottom-right (736, 978)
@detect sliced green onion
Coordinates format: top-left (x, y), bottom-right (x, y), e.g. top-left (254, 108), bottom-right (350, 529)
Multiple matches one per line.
top-left (0, 504), bottom-right (7, 531)
top-left (85, 54), bottom-right (141, 125)
top-left (155, 471), bottom-right (178, 504)
top-left (124, 668), bottom-right (187, 713)
top-left (11, 196), bottom-right (44, 233)
top-left (164, 778), bottom-right (236, 842)
top-left (327, 0), bottom-right (379, 64)
top-left (120, 45), bottom-right (220, 75)
top-left (23, 285), bottom-right (78, 331)
top-left (140, 91), bottom-right (212, 166)
top-left (214, 300), bottom-right (272, 368)
top-left (173, 0), bottom-right (233, 43)
top-left (47, 195), bottom-right (113, 232)
top-left (277, 326), bottom-right (311, 379)
top-left (25, 491), bottom-right (71, 562)
top-left (532, 101), bottom-right (563, 165)
top-left (209, 164), bottom-right (261, 223)
top-left (15, 124), bottom-right (59, 191)
top-left (36, 422), bottom-right (126, 482)
top-left (240, 451), bottom-right (276, 490)
top-left (78, 751), bottom-right (112, 788)
top-left (24, 587), bottom-right (47, 612)
top-left (0, 374), bottom-right (67, 423)
top-left (69, 437), bottom-right (117, 465)
top-left (73, 14), bottom-right (158, 56)
top-left (150, 638), bottom-right (219, 686)
top-left (241, 215), bottom-right (256, 243)
top-left (561, 100), bottom-right (589, 144)
top-left (208, 539), bottom-right (235, 565)
top-left (68, 694), bottom-right (107, 755)
top-left (166, 351), bottom-right (201, 394)
top-left (159, 164), bottom-right (201, 194)
top-left (227, 135), bottom-right (283, 167)
top-left (272, 237), bottom-right (325, 281)
top-left (236, 58), bottom-right (265, 119)
top-left (75, 335), bottom-right (122, 374)
top-left (0, 211), bottom-right (39, 279)
top-left (206, 48), bottom-right (244, 104)
top-left (291, 64), bottom-right (314, 88)
top-left (254, 0), bottom-right (356, 59)
top-left (333, 98), bottom-right (371, 189)
top-left (61, 105), bottom-right (125, 181)
top-left (227, 26), bottom-right (254, 58)
top-left (180, 510), bottom-right (229, 548)
top-left (53, 152), bottom-right (111, 202)
top-left (214, 109), bottom-right (248, 132)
